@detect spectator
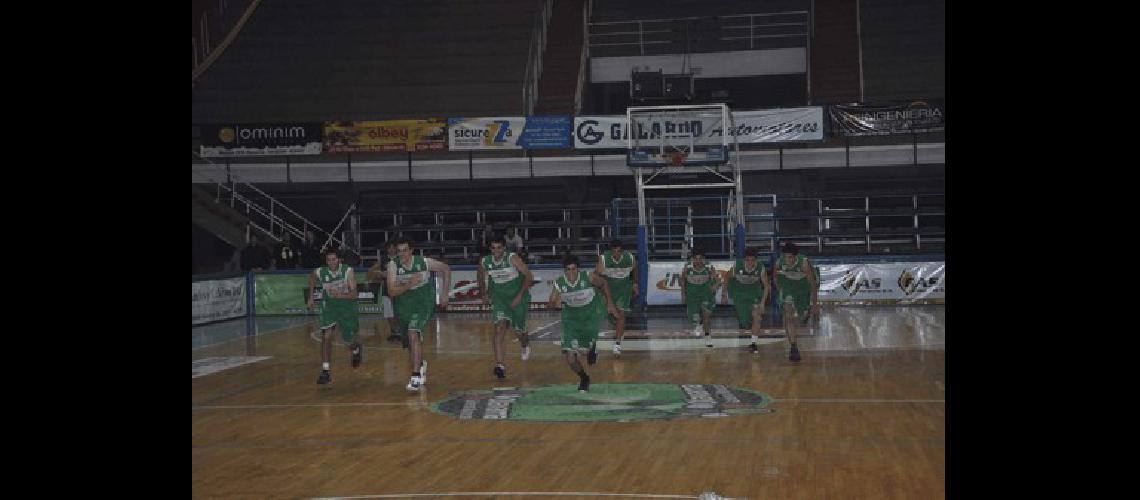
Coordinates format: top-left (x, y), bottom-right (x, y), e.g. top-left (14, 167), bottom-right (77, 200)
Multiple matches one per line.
top-left (505, 225), bottom-right (525, 253)
top-left (300, 230), bottom-right (323, 268)
top-left (480, 223), bottom-right (496, 256)
top-left (275, 234), bottom-right (300, 269)
top-left (240, 234), bottom-right (273, 272)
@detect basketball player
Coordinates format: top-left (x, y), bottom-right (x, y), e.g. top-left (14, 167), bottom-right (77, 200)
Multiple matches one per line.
top-left (595, 239), bottom-right (637, 356)
top-left (548, 255), bottom-right (619, 392)
top-left (721, 247), bottom-right (770, 354)
top-left (307, 247), bottom-right (361, 385)
top-left (773, 242), bottom-right (818, 362)
top-left (387, 237), bottom-right (452, 392)
top-left (366, 241), bottom-right (405, 345)
top-left (478, 236), bottom-right (534, 380)
top-left (681, 247), bottom-right (721, 347)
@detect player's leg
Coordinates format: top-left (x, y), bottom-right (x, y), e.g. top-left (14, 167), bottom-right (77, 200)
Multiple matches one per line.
top-left (492, 314), bottom-right (507, 379)
top-left (318, 324), bottom-right (334, 384)
top-left (783, 296), bottom-right (802, 362)
top-left (403, 312), bottom-right (429, 391)
top-left (511, 300), bottom-right (531, 361)
top-left (687, 298), bottom-right (703, 337)
top-left (749, 298), bottom-right (763, 354)
top-left (383, 296), bottom-right (402, 343)
top-left (339, 305), bottom-right (362, 368)
top-left (612, 291), bottom-right (628, 355)
top-left (701, 301), bottom-right (714, 347)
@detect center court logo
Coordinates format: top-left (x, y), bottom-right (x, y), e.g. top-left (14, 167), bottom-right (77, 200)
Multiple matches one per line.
top-left (431, 383), bottom-right (773, 422)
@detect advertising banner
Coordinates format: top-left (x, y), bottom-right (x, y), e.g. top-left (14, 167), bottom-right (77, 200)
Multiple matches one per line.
top-left (323, 119), bottom-right (447, 153)
top-left (192, 277), bottom-right (247, 324)
top-left (448, 116), bottom-right (572, 150)
top-left (829, 101), bottom-right (945, 136)
top-left (200, 123), bottom-right (323, 157)
top-left (646, 260), bottom-right (944, 305)
top-left (574, 107), bottom-right (824, 149)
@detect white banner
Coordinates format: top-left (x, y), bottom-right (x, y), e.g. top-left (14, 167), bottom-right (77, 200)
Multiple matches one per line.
top-left (574, 107), bottom-right (824, 149)
top-left (192, 277), bottom-right (247, 325)
top-left (647, 260), bottom-right (735, 306)
top-left (443, 268), bottom-right (563, 311)
top-left (818, 262), bottom-right (944, 303)
top-left (646, 260), bottom-right (944, 305)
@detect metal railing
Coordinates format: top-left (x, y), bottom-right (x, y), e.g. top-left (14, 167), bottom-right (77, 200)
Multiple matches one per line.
top-left (573, 0), bottom-right (593, 114)
top-left (588, 10), bottom-right (808, 57)
top-left (613, 193), bottom-right (943, 259)
top-left (192, 153), bottom-right (355, 257)
top-left (522, 0), bottom-right (554, 115)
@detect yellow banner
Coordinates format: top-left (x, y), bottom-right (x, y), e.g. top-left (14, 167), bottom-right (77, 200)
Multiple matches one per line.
top-left (323, 119), bottom-right (447, 153)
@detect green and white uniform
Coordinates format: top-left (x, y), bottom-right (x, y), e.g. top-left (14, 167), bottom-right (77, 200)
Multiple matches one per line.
top-left (391, 255), bottom-right (436, 334)
top-left (599, 251), bottom-right (634, 316)
top-left (776, 254), bottom-right (812, 316)
top-left (553, 271), bottom-right (604, 352)
top-left (727, 259), bottom-right (767, 329)
top-left (683, 262), bottom-right (718, 326)
top-left (482, 252), bottom-right (529, 332)
top-left (315, 263), bottom-right (359, 342)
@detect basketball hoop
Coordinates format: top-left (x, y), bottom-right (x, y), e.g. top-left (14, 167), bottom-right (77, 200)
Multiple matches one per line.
top-left (666, 151), bottom-right (687, 166)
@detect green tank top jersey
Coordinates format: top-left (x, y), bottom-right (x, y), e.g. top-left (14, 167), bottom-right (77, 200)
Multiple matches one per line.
top-left (683, 262), bottom-right (716, 299)
top-left (482, 252), bottom-right (526, 301)
top-left (776, 254), bottom-right (811, 293)
top-left (317, 263), bottom-right (354, 304)
top-left (728, 259), bottom-right (766, 296)
top-left (554, 271), bottom-right (602, 322)
top-left (393, 255), bottom-right (435, 310)
top-left (600, 251), bottom-right (634, 292)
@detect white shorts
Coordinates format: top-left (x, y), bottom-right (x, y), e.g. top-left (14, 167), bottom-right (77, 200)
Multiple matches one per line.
top-left (381, 296), bottom-right (394, 318)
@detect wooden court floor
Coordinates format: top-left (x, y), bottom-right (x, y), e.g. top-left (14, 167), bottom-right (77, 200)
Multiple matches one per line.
top-left (192, 306), bottom-right (945, 499)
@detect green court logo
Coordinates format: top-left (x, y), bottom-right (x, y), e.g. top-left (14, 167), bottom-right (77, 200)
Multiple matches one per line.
top-left (431, 383), bottom-right (773, 422)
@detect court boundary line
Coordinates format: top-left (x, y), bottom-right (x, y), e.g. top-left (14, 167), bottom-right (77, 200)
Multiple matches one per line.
top-left (312, 492), bottom-right (704, 499)
top-left (194, 397), bottom-right (944, 411)
top-left (193, 319), bottom-right (315, 351)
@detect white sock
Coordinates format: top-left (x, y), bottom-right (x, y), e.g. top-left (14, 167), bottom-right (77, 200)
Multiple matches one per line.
top-left (322, 362), bottom-right (330, 371)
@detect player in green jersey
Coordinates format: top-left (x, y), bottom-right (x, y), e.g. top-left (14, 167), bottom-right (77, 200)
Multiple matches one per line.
top-left (478, 236), bottom-right (535, 380)
top-left (681, 247), bottom-right (722, 348)
top-left (595, 239), bottom-right (637, 356)
top-left (547, 255), bottom-right (619, 392)
top-left (773, 242), bottom-right (818, 362)
top-left (307, 247), bottom-right (361, 385)
top-left (387, 237), bottom-right (452, 392)
top-left (720, 247), bottom-right (771, 354)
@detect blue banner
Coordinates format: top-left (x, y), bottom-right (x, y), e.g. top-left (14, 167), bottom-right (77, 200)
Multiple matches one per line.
top-left (517, 116), bottom-right (572, 149)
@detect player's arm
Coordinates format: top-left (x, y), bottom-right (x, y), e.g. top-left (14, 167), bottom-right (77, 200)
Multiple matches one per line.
top-left (630, 254), bottom-right (640, 298)
top-left (477, 260), bottom-right (489, 306)
top-left (707, 265), bottom-right (720, 294)
top-left (548, 285), bottom-right (562, 309)
top-left (344, 267), bottom-right (357, 299)
top-left (386, 260), bottom-right (416, 297)
top-left (760, 266), bottom-right (771, 309)
top-left (510, 254), bottom-right (534, 307)
top-left (680, 266), bottom-right (688, 304)
top-left (803, 258), bottom-right (818, 305)
top-left (426, 257), bottom-right (452, 307)
top-left (307, 269), bottom-right (319, 309)
top-left (589, 272), bottom-right (619, 317)
top-left (366, 261), bottom-right (385, 283)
